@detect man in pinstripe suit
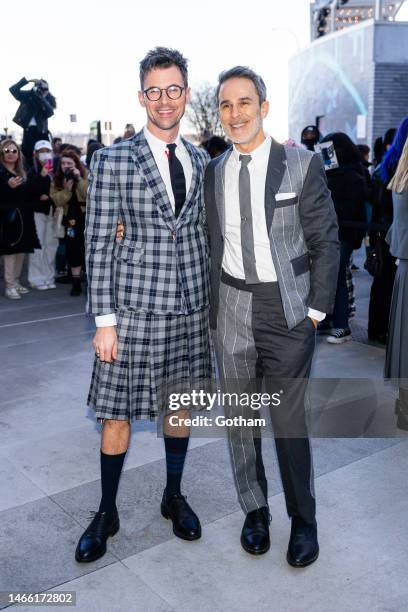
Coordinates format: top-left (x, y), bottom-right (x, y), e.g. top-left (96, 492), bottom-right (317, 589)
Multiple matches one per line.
top-left (205, 67), bottom-right (339, 565)
top-left (75, 48), bottom-right (214, 563)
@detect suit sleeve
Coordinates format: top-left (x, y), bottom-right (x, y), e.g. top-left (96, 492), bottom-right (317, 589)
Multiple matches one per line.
top-left (85, 151), bottom-right (121, 316)
top-left (299, 153), bottom-right (340, 314)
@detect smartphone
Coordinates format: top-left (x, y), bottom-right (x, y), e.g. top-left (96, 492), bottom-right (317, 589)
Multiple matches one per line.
top-left (44, 158), bottom-right (53, 172)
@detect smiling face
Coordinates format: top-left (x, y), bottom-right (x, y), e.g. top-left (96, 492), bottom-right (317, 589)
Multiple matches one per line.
top-left (218, 77), bottom-right (269, 152)
top-left (1, 142), bottom-right (19, 168)
top-left (138, 65), bottom-right (190, 141)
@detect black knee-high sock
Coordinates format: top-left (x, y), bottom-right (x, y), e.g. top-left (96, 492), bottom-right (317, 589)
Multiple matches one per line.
top-left (98, 450), bottom-right (126, 515)
top-left (164, 436), bottom-right (189, 500)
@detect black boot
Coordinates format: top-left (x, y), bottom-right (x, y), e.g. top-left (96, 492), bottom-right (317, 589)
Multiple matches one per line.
top-left (75, 509), bottom-right (119, 562)
top-left (70, 276), bottom-right (82, 296)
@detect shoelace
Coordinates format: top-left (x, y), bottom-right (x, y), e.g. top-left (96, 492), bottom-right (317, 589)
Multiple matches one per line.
top-left (86, 510), bottom-right (116, 536)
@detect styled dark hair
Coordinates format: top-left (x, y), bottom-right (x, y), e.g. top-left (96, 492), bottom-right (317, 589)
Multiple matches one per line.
top-left (216, 66), bottom-right (267, 104)
top-left (357, 144), bottom-right (370, 158)
top-left (320, 132), bottom-right (362, 167)
top-left (139, 47), bottom-right (188, 89)
top-left (201, 135), bottom-right (230, 159)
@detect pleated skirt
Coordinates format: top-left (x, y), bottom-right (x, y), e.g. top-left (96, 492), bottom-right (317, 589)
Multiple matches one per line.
top-left (87, 308), bottom-right (215, 422)
top-left (385, 259), bottom-right (408, 382)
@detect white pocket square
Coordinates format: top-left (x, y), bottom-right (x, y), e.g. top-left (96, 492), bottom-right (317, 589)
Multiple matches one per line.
top-left (275, 192), bottom-right (297, 201)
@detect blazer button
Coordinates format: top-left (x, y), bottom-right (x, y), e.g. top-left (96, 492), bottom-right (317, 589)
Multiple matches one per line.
top-left (241, 216), bottom-right (247, 221)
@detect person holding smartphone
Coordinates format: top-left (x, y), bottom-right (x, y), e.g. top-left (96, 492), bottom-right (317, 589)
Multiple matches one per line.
top-left (27, 140), bottom-right (60, 290)
top-left (0, 139), bottom-right (40, 299)
top-left (50, 149), bottom-right (88, 296)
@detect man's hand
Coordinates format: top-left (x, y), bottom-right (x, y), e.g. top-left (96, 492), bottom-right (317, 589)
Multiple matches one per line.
top-left (93, 327), bottom-right (118, 363)
top-left (309, 317), bottom-right (318, 329)
top-left (116, 220), bottom-right (124, 241)
top-left (39, 194), bottom-right (49, 201)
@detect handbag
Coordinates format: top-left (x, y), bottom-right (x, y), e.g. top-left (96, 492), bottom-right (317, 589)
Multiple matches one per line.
top-left (53, 206), bottom-right (65, 239)
top-left (364, 231), bottom-right (384, 277)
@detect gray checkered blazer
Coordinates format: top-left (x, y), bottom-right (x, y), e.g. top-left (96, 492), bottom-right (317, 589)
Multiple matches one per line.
top-left (205, 139), bottom-right (340, 330)
top-left (85, 130), bottom-right (210, 316)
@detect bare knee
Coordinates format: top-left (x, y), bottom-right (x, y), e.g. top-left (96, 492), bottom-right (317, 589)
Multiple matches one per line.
top-left (101, 419), bottom-right (130, 454)
top-left (102, 419), bottom-right (130, 432)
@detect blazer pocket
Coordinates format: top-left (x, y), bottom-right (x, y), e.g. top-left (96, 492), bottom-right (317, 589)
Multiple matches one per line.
top-left (113, 242), bottom-right (144, 264)
top-left (291, 252), bottom-right (310, 276)
top-left (275, 195), bottom-right (298, 208)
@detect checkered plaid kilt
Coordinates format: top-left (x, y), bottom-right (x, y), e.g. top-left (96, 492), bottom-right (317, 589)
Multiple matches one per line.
top-left (87, 307), bottom-right (216, 422)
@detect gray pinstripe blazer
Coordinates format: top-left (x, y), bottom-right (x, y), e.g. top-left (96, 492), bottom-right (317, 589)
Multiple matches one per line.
top-left (85, 130), bottom-right (210, 316)
top-left (205, 139), bottom-right (340, 330)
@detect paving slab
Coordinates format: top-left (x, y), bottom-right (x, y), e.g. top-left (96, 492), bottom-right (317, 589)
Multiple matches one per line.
top-left (0, 497), bottom-right (117, 600)
top-left (122, 441), bottom-right (408, 612)
top-left (0, 456), bottom-right (45, 512)
top-left (9, 562), bottom-right (174, 612)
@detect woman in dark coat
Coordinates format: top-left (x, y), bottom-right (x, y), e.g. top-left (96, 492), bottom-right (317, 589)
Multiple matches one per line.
top-left (368, 117), bottom-right (408, 343)
top-left (320, 132), bottom-right (368, 343)
top-left (0, 139), bottom-right (39, 299)
top-left (384, 137), bottom-right (408, 430)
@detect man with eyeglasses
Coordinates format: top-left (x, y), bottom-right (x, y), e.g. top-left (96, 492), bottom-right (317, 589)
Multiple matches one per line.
top-left (76, 47), bottom-right (214, 562)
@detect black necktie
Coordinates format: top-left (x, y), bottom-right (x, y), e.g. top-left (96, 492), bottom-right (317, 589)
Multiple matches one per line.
top-left (166, 143), bottom-right (186, 218)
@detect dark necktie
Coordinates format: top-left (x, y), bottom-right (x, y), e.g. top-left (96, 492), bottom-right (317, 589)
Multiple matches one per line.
top-left (239, 154), bottom-right (259, 284)
top-left (166, 143), bottom-right (186, 218)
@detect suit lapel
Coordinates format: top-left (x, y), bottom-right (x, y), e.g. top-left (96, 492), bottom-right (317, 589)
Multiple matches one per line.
top-left (214, 148), bottom-right (232, 236)
top-left (130, 130), bottom-right (175, 230)
top-left (265, 138), bottom-right (287, 234)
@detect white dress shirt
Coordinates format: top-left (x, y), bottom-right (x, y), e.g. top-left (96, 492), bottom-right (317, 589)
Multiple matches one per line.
top-left (223, 136), bottom-right (277, 282)
top-left (222, 136), bottom-right (325, 322)
top-left (95, 126), bottom-right (193, 328)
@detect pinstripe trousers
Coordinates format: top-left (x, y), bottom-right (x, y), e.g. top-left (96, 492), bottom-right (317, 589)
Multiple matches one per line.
top-left (212, 273), bottom-right (316, 523)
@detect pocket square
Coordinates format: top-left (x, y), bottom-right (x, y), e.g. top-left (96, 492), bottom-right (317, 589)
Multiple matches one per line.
top-left (275, 192), bottom-right (297, 201)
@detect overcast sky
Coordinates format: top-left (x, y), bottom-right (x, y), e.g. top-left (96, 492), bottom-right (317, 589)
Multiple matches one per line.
top-left (1, 0), bottom-right (408, 142)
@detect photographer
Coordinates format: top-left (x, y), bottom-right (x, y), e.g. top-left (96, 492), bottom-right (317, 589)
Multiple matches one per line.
top-left (9, 77), bottom-right (56, 167)
top-left (50, 150), bottom-right (88, 296)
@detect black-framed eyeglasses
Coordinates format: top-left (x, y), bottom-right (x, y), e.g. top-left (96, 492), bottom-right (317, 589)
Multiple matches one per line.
top-left (143, 85), bottom-right (185, 101)
top-left (2, 148), bottom-right (18, 154)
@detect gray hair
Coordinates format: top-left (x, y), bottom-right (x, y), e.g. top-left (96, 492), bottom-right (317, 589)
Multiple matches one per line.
top-left (216, 66), bottom-right (267, 104)
top-left (139, 47), bottom-right (188, 89)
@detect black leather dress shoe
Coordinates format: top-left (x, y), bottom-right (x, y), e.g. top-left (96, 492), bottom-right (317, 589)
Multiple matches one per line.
top-left (240, 507), bottom-right (271, 555)
top-left (287, 517), bottom-right (319, 568)
top-left (161, 492), bottom-right (201, 540)
top-left (75, 509), bottom-right (120, 563)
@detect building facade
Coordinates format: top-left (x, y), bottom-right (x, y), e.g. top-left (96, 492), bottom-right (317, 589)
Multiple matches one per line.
top-left (288, 18), bottom-right (408, 148)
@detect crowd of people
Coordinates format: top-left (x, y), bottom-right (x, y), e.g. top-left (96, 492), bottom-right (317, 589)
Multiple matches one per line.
top-left (0, 77), bottom-right (406, 361)
top-left (0, 135), bottom-right (93, 298)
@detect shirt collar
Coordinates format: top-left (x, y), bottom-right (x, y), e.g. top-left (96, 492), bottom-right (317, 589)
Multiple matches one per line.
top-left (231, 134), bottom-right (271, 164)
top-left (144, 125), bottom-right (182, 154)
